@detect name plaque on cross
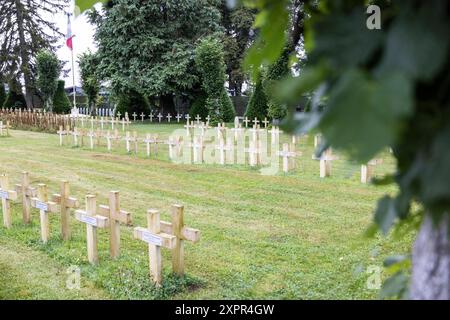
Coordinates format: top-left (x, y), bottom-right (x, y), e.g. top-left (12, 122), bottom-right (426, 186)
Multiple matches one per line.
top-left (142, 230), bottom-right (163, 246)
top-left (35, 200), bottom-right (48, 211)
top-left (80, 214), bottom-right (98, 227)
top-left (0, 190), bottom-right (8, 199)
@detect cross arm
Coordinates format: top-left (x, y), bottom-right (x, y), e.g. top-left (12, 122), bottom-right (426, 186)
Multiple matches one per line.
top-left (160, 221), bottom-right (201, 243)
top-left (74, 210), bottom-right (109, 228)
top-left (52, 194), bottom-right (79, 209)
top-left (98, 205), bottom-right (132, 225)
top-left (0, 189), bottom-right (18, 201)
top-left (133, 227), bottom-right (176, 249)
top-left (30, 198), bottom-right (59, 213)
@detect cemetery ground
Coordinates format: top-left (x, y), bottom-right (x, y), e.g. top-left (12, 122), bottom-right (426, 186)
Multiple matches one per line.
top-left (0, 123), bottom-right (414, 300)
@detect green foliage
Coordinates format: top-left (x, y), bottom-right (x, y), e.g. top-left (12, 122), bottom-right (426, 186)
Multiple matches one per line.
top-left (75, 0), bottom-right (108, 16)
top-left (0, 82), bottom-right (6, 108)
top-left (36, 50), bottom-right (61, 112)
top-left (115, 89), bottom-right (151, 117)
top-left (245, 78), bottom-right (268, 121)
top-left (79, 52), bottom-right (100, 115)
top-left (89, 0), bottom-right (222, 100)
top-left (189, 93), bottom-right (209, 120)
top-left (195, 37), bottom-right (236, 123)
top-left (2, 86), bottom-right (27, 109)
top-left (266, 47), bottom-right (290, 120)
top-left (52, 80), bottom-right (71, 114)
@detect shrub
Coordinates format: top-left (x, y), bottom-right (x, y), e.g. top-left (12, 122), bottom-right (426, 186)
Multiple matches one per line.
top-left (245, 78), bottom-right (268, 121)
top-left (189, 93), bottom-right (208, 120)
top-left (53, 80), bottom-right (71, 114)
top-left (2, 86), bottom-right (27, 109)
top-left (115, 89), bottom-right (151, 117)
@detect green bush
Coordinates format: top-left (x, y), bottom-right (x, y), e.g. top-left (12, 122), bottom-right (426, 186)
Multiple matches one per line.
top-left (2, 87), bottom-right (27, 109)
top-left (195, 37), bottom-right (235, 124)
top-left (53, 80), bottom-right (71, 114)
top-left (116, 89), bottom-right (151, 117)
top-left (265, 47), bottom-right (290, 120)
top-left (245, 79), bottom-right (268, 121)
top-left (189, 93), bottom-right (208, 119)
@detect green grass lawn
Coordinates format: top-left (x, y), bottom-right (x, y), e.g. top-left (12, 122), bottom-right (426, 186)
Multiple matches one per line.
top-left (0, 123), bottom-right (414, 299)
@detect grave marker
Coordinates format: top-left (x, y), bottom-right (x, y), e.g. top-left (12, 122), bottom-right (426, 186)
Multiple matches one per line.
top-left (140, 113), bottom-right (145, 122)
top-left (52, 181), bottom-right (79, 241)
top-left (31, 184), bottom-right (59, 243)
top-left (361, 159), bottom-right (383, 184)
top-left (133, 209), bottom-right (176, 285)
top-left (74, 195), bottom-right (109, 265)
top-left (98, 191), bottom-right (132, 259)
top-left (15, 171), bottom-right (36, 224)
top-left (0, 174), bottom-right (18, 228)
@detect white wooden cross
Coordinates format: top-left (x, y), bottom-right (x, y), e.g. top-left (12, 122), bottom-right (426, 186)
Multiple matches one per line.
top-left (176, 113), bottom-right (182, 123)
top-left (72, 127), bottom-right (80, 147)
top-left (231, 124), bottom-right (244, 142)
top-left (140, 112), bottom-right (145, 122)
top-left (74, 195), bottom-right (109, 265)
top-left (31, 184), bottom-right (59, 243)
top-left (252, 117), bottom-right (260, 127)
top-left (132, 112), bottom-right (137, 122)
top-left (117, 111), bottom-right (122, 120)
top-left (166, 113), bottom-right (172, 123)
top-left (192, 136), bottom-right (204, 163)
top-left (278, 143), bottom-right (297, 173)
top-left (185, 114), bottom-right (191, 122)
top-left (245, 140), bottom-right (260, 167)
top-left (166, 136), bottom-right (180, 159)
top-left (184, 120), bottom-right (194, 136)
top-left (134, 209), bottom-right (176, 285)
top-left (143, 134), bottom-right (159, 157)
top-left (313, 148), bottom-right (338, 178)
top-left (216, 137), bottom-right (226, 165)
top-left (0, 174), bottom-right (18, 229)
top-left (361, 159), bottom-right (383, 184)
top-left (314, 134), bottom-right (322, 148)
top-left (88, 130), bottom-right (96, 149)
top-left (269, 126), bottom-right (282, 145)
top-left (51, 181), bottom-right (79, 241)
top-left (206, 115), bottom-right (211, 124)
top-left (105, 130), bottom-right (113, 151)
top-left (149, 113), bottom-right (154, 123)
top-left (57, 126), bottom-right (67, 146)
top-left (195, 115), bottom-right (201, 125)
top-left (121, 118), bottom-right (127, 132)
top-left (98, 191), bottom-right (132, 259)
top-left (100, 117), bottom-right (105, 130)
top-left (15, 171), bottom-right (36, 225)
top-left (243, 117), bottom-right (250, 128)
top-left (110, 117), bottom-right (116, 130)
top-left (262, 117), bottom-right (270, 128)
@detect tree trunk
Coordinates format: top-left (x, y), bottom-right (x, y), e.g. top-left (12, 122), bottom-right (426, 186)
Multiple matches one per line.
top-left (14, 0), bottom-right (34, 109)
top-left (410, 213), bottom-right (450, 299)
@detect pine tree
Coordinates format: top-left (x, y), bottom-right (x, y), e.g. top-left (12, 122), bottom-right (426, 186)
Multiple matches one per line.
top-left (0, 82), bottom-right (6, 109)
top-left (195, 37), bottom-right (236, 124)
top-left (2, 81), bottom-right (27, 109)
top-left (245, 78), bottom-right (268, 121)
top-left (53, 80), bottom-right (71, 114)
top-left (0, 0), bottom-right (69, 108)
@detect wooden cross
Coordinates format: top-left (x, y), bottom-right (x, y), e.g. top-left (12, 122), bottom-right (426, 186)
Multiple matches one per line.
top-left (253, 118), bottom-right (260, 127)
top-left (105, 130), bottom-right (113, 151)
top-left (234, 116), bottom-right (240, 128)
top-left (57, 126), bottom-right (67, 146)
top-left (185, 114), bottom-right (191, 122)
top-left (262, 117), bottom-right (270, 128)
top-left (166, 137), bottom-right (180, 159)
top-left (166, 113), bottom-right (172, 123)
top-left (121, 118), bottom-right (127, 132)
top-left (313, 149), bottom-right (337, 178)
top-left (361, 159), bottom-right (383, 184)
top-left (157, 113), bottom-right (163, 123)
top-left (51, 181), bottom-right (79, 241)
top-left (72, 127), bottom-right (80, 146)
top-left (134, 209), bottom-right (176, 285)
top-left (125, 112), bottom-right (130, 121)
top-left (184, 120), bottom-right (195, 136)
top-left (0, 174), bottom-right (18, 228)
top-left (192, 136), bottom-right (204, 163)
top-left (195, 115), bottom-right (201, 124)
top-left (110, 117), bottom-right (116, 130)
top-left (176, 113), bottom-right (182, 123)
top-left (31, 184), bottom-right (59, 243)
top-left (0, 121), bottom-right (11, 136)
top-left (162, 205), bottom-right (200, 275)
top-left (216, 137), bottom-right (226, 165)
top-left (246, 140), bottom-right (260, 167)
top-left (140, 112), bottom-right (145, 122)
top-left (98, 191), bottom-right (132, 259)
top-left (100, 117), bottom-right (105, 130)
top-left (269, 127), bottom-right (282, 145)
top-left (116, 111), bottom-right (122, 120)
top-left (87, 130), bottom-right (96, 149)
top-left (149, 113), bottom-right (154, 122)
top-left (278, 143), bottom-right (297, 173)
top-left (143, 134), bottom-right (159, 157)
top-left (243, 117), bottom-right (250, 128)
top-left (74, 195), bottom-right (109, 265)
top-left (14, 171), bottom-right (36, 224)
top-left (206, 115), bottom-right (211, 124)
top-left (132, 112), bottom-right (137, 122)
top-left (124, 131), bottom-right (138, 154)
top-left (314, 134), bottom-right (322, 148)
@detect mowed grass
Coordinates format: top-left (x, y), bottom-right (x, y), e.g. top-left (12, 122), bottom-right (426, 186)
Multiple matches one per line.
top-left (0, 123), bottom-right (414, 299)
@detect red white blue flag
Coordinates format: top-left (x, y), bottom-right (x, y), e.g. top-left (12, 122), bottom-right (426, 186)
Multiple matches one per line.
top-left (66, 14), bottom-right (75, 50)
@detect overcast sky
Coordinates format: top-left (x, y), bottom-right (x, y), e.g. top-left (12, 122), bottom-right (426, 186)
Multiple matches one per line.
top-left (53, 1), bottom-right (99, 88)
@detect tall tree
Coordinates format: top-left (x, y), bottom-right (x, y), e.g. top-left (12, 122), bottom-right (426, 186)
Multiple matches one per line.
top-left (79, 52), bottom-right (100, 116)
top-left (36, 50), bottom-right (61, 112)
top-left (245, 0), bottom-right (450, 299)
top-left (88, 0), bottom-right (222, 114)
top-left (219, 1), bottom-right (256, 96)
top-left (0, 0), bottom-right (69, 108)
top-left (53, 80), bottom-right (71, 114)
top-left (0, 78), bottom-right (6, 108)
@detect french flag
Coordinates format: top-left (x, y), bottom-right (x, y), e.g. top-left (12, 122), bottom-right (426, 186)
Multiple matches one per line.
top-left (66, 14), bottom-right (75, 50)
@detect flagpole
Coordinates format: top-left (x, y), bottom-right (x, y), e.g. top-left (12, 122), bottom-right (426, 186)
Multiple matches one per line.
top-left (67, 12), bottom-right (77, 112)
